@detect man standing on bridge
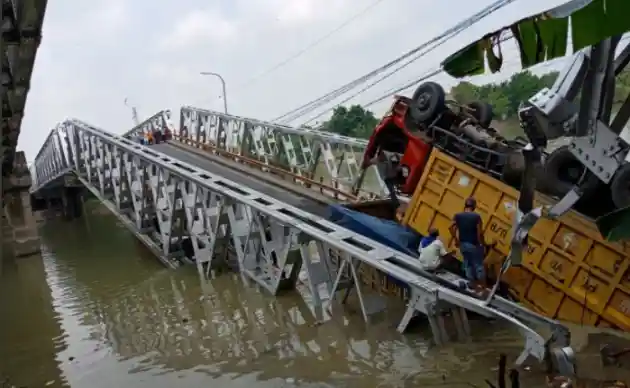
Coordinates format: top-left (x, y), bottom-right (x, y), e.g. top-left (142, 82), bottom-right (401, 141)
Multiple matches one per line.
top-left (449, 197), bottom-right (487, 296)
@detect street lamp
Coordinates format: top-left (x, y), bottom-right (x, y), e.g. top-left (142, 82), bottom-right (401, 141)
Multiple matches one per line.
top-left (200, 71), bottom-right (228, 114)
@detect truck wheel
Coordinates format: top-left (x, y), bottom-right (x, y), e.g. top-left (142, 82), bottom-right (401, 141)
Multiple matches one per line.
top-left (542, 145), bottom-right (586, 197)
top-left (467, 101), bottom-right (493, 129)
top-left (610, 163), bottom-right (630, 209)
top-left (409, 81), bottom-right (446, 124)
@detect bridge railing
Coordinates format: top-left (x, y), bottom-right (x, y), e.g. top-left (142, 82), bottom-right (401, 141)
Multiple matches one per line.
top-left (30, 124), bottom-right (74, 193)
top-left (30, 118), bottom-right (573, 369)
top-left (122, 110), bottom-right (175, 139)
top-left (121, 107), bottom-right (389, 200)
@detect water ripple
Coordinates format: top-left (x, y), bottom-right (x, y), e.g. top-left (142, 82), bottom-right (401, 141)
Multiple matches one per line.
top-left (0, 212), bottom-right (559, 388)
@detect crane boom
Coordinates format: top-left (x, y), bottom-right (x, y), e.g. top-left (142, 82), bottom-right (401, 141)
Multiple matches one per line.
top-left (124, 98), bottom-right (141, 126)
top-left (131, 106), bottom-right (140, 126)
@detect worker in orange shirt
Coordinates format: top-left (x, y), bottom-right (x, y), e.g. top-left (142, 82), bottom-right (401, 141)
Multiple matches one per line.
top-left (146, 131), bottom-right (154, 145)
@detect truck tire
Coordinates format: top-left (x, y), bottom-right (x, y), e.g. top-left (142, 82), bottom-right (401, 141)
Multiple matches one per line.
top-left (467, 101), bottom-right (493, 129)
top-left (542, 145), bottom-right (586, 197)
top-left (610, 163), bottom-right (630, 209)
top-left (409, 81), bottom-right (446, 124)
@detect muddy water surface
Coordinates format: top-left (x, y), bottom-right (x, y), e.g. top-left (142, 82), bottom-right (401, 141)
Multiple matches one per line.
top-left (0, 206), bottom-right (596, 388)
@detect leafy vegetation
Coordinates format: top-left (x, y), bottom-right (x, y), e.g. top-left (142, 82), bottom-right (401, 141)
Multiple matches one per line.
top-left (451, 71), bottom-right (559, 120)
top-left (320, 105), bottom-right (379, 139)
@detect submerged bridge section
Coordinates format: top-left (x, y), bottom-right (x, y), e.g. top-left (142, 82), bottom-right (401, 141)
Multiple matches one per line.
top-left (30, 108), bottom-right (578, 372)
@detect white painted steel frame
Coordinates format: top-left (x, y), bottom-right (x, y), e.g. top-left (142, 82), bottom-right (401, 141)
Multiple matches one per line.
top-left (122, 109), bottom-right (174, 141)
top-left (168, 107), bottom-right (386, 198)
top-left (31, 119), bottom-right (562, 368)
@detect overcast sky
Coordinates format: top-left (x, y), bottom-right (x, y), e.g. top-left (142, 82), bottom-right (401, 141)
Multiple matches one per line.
top-left (20, 0), bottom-right (572, 161)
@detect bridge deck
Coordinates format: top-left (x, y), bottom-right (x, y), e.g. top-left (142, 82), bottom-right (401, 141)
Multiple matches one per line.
top-left (153, 143), bottom-right (331, 217)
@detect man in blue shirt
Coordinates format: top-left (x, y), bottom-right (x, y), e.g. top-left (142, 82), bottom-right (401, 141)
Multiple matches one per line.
top-left (449, 197), bottom-right (487, 295)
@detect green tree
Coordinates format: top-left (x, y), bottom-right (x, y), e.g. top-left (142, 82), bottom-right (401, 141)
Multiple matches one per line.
top-left (450, 81), bottom-right (479, 104)
top-left (323, 104), bottom-right (378, 139)
top-left (450, 70), bottom-right (559, 119)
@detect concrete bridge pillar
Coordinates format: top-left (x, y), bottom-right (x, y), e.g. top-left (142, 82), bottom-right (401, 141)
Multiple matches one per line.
top-left (1, 152), bottom-right (41, 261)
top-left (60, 186), bottom-right (83, 220)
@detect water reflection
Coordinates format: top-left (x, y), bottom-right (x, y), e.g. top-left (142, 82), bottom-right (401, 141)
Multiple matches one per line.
top-left (0, 252), bottom-right (67, 387)
top-left (2, 206), bottom-right (558, 387)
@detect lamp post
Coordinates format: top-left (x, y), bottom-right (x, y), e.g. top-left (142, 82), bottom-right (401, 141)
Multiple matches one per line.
top-left (200, 71), bottom-right (228, 114)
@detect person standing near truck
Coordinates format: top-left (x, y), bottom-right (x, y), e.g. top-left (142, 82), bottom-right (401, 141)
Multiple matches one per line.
top-left (449, 197), bottom-right (487, 295)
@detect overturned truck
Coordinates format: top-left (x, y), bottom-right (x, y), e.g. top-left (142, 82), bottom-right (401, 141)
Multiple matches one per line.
top-left (348, 33), bottom-right (630, 332)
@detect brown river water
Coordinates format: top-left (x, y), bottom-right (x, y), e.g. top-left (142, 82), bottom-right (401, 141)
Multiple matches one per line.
top-left (0, 204), bottom-right (627, 387)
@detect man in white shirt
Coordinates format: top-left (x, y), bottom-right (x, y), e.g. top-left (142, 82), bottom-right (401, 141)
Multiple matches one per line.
top-left (418, 228), bottom-right (449, 270)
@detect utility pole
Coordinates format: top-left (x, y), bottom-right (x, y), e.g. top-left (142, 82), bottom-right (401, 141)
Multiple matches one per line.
top-left (200, 71), bottom-right (228, 114)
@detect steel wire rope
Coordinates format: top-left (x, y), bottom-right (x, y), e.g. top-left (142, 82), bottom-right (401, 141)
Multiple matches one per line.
top-left (288, 40), bottom-right (449, 125)
top-left (305, 38), bottom-right (579, 127)
top-left (287, 33), bottom-right (517, 125)
top-left (300, 34), bottom-right (518, 126)
top-left (270, 0), bottom-right (518, 124)
top-left (301, 61), bottom-right (444, 125)
top-left (234, 0), bottom-right (390, 91)
top-left (271, 0), bottom-right (515, 124)
top-left (290, 3), bottom-right (608, 126)
top-left (290, 6), bottom-right (629, 128)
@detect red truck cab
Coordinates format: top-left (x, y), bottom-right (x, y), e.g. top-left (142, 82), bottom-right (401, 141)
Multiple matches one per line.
top-left (363, 96), bottom-right (432, 195)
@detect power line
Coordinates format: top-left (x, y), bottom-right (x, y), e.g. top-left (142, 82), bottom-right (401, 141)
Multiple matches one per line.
top-left (300, 35), bottom-right (517, 125)
top-left (300, 43), bottom-right (449, 125)
top-left (235, 0), bottom-right (389, 90)
top-left (270, 0), bottom-right (518, 123)
top-left (275, 0), bottom-right (515, 124)
top-left (293, 29), bottom-right (522, 126)
top-left (317, 68), bottom-right (443, 126)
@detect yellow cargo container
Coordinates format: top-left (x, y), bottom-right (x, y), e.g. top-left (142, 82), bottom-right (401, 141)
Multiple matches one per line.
top-left (402, 149), bottom-right (630, 331)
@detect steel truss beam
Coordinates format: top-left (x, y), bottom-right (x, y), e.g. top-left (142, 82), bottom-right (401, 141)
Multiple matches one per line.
top-left (123, 107), bottom-right (388, 200)
top-left (122, 109), bottom-right (173, 141)
top-left (31, 118), bottom-right (577, 371)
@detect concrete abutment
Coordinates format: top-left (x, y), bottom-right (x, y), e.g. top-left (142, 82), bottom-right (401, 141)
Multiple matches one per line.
top-left (1, 152), bottom-right (41, 263)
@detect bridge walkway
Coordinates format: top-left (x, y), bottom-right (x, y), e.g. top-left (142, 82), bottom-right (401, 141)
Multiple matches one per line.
top-left (153, 142), bottom-right (332, 217)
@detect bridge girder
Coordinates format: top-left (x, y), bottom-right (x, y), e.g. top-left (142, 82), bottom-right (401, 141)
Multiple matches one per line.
top-left (1, 0), bottom-right (48, 181)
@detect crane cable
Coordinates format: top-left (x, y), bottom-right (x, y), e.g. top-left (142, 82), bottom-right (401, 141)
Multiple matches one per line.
top-left (303, 45), bottom-right (571, 130)
top-left (299, 52), bottom-right (446, 125)
top-left (290, 10), bottom-right (518, 126)
top-left (300, 35), bottom-right (518, 126)
top-left (302, 68), bottom-right (442, 130)
top-left (271, 0), bottom-right (518, 124)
